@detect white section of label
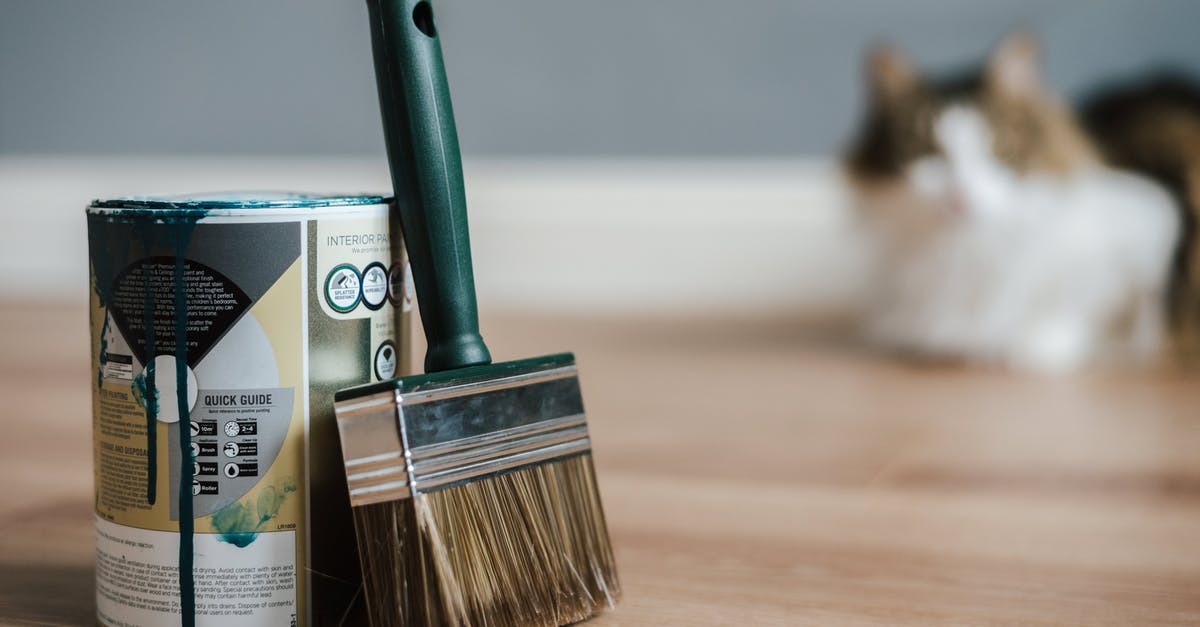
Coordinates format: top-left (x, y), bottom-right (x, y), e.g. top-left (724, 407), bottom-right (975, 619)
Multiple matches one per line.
top-left (103, 359), bottom-right (134, 382)
top-left (95, 517), bottom-right (297, 627)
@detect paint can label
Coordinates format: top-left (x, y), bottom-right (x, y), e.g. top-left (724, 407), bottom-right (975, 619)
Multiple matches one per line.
top-left (88, 199), bottom-right (408, 626)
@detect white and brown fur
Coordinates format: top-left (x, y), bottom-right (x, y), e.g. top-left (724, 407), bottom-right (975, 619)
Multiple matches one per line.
top-left (845, 33), bottom-right (1199, 372)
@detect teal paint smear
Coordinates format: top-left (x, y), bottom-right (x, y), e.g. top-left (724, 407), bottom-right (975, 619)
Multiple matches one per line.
top-left (96, 314), bottom-right (109, 391)
top-left (90, 193), bottom-right (386, 211)
top-left (218, 531), bottom-right (259, 549)
top-left (141, 362), bottom-right (158, 505)
top-left (131, 364), bottom-right (159, 505)
top-left (211, 481), bottom-right (298, 548)
top-left (131, 372), bottom-right (158, 411)
top-left (88, 212), bottom-right (135, 429)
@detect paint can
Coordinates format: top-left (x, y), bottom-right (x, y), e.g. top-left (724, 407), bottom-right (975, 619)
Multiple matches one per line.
top-left (87, 193), bottom-right (412, 627)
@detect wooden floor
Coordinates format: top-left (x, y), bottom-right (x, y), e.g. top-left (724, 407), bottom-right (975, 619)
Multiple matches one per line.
top-left (2, 303), bottom-right (1198, 625)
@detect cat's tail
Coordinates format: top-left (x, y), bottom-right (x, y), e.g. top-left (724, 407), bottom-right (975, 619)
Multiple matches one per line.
top-left (1082, 73), bottom-right (1200, 359)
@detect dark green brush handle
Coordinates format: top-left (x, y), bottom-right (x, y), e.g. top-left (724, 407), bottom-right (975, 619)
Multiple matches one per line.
top-left (367, 0), bottom-right (492, 372)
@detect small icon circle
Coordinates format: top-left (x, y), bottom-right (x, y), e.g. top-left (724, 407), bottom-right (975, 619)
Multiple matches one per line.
top-left (224, 463), bottom-right (241, 478)
top-left (192, 480), bottom-right (202, 496)
top-left (193, 461), bottom-right (200, 476)
top-left (189, 420), bottom-right (201, 437)
top-left (403, 263), bottom-right (414, 305)
top-left (189, 442), bottom-right (200, 458)
top-left (324, 264), bottom-right (362, 313)
top-left (223, 442), bottom-right (239, 458)
top-left (224, 421), bottom-right (240, 437)
top-left (374, 340), bottom-right (397, 380)
top-left (361, 262), bottom-right (389, 310)
top-left (387, 261), bottom-right (406, 306)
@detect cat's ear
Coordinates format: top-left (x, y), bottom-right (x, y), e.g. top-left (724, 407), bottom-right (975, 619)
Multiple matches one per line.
top-left (987, 31), bottom-right (1041, 98)
top-left (866, 43), bottom-right (916, 101)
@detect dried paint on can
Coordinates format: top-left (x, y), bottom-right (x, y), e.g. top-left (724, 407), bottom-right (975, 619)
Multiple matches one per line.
top-left (87, 193), bottom-right (411, 627)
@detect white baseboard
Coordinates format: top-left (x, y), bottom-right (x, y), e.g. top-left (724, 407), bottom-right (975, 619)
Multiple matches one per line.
top-left (0, 156), bottom-right (867, 315)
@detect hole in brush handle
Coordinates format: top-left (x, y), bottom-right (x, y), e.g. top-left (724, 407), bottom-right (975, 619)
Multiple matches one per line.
top-left (413, 1), bottom-right (436, 37)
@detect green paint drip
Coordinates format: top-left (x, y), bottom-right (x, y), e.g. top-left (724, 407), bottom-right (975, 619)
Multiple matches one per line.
top-left (127, 221), bottom-right (163, 508)
top-left (125, 212), bottom-right (205, 627)
top-left (211, 481), bottom-right (298, 548)
top-left (173, 221), bottom-right (196, 627)
top-left (141, 238), bottom-right (159, 507)
top-left (131, 367), bottom-right (159, 507)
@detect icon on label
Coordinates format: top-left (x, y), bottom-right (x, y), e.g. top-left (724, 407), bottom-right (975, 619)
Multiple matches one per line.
top-left (361, 262), bottom-right (389, 310)
top-left (387, 261), bottom-right (405, 306)
top-left (224, 441), bottom-right (257, 457)
top-left (224, 462), bottom-right (258, 478)
top-left (190, 442), bottom-right (200, 458)
top-left (375, 340), bottom-right (397, 380)
top-left (190, 421), bottom-right (217, 436)
top-left (324, 264), bottom-right (362, 313)
top-left (224, 421), bottom-right (241, 437)
top-left (193, 480), bottom-right (218, 495)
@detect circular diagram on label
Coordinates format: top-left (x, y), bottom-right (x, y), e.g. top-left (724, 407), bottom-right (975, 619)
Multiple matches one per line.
top-left (375, 340), bottom-right (397, 380)
top-left (324, 264), bottom-right (362, 313)
top-left (194, 311), bottom-right (280, 389)
top-left (224, 421), bottom-right (240, 437)
top-left (224, 462), bottom-right (241, 478)
top-left (361, 262), bottom-right (389, 310)
top-left (192, 480), bottom-right (202, 496)
top-left (223, 442), bottom-right (239, 458)
top-left (404, 263), bottom-right (414, 306)
top-left (387, 261), bottom-right (405, 306)
top-left (144, 355), bottom-right (198, 423)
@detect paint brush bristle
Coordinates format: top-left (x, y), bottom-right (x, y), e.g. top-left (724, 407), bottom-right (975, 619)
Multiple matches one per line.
top-left (334, 355), bottom-right (621, 627)
top-left (353, 454), bottom-right (618, 626)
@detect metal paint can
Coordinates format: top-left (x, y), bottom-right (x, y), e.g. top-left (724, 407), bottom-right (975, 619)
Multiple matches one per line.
top-left (87, 193), bottom-right (411, 626)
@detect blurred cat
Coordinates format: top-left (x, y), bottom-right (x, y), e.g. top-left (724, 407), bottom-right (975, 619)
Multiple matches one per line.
top-left (844, 32), bottom-right (1200, 372)
top-left (1083, 74), bottom-right (1200, 359)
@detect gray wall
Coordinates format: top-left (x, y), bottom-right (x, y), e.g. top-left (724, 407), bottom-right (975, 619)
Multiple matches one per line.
top-left (3, 0), bottom-right (1199, 157)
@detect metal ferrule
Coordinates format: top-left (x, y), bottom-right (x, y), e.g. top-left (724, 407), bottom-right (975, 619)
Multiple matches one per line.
top-left (334, 365), bottom-right (591, 507)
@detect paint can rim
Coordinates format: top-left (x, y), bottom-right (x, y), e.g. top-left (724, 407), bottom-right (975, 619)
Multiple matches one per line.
top-left (88, 191), bottom-right (391, 214)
